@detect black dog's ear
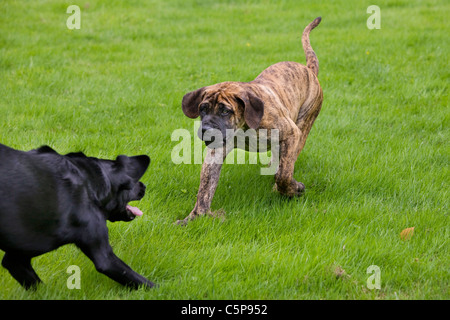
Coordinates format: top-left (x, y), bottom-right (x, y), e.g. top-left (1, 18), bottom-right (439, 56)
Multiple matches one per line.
top-left (65, 152), bottom-right (87, 158)
top-left (36, 145), bottom-right (58, 154)
top-left (182, 87), bottom-right (206, 118)
top-left (238, 92), bottom-right (265, 129)
top-left (116, 155), bottom-right (150, 181)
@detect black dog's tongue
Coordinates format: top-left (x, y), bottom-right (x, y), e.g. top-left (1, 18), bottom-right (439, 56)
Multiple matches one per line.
top-left (127, 205), bottom-right (143, 217)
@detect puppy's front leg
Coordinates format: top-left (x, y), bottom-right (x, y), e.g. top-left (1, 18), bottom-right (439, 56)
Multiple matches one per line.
top-left (176, 147), bottom-right (230, 225)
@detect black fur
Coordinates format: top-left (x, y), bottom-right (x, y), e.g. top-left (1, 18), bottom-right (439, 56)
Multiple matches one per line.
top-left (0, 143), bottom-right (154, 289)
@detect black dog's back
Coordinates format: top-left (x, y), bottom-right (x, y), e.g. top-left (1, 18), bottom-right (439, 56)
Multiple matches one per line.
top-left (0, 144), bottom-right (68, 255)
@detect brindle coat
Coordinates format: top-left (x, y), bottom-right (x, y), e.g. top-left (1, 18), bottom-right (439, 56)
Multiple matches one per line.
top-left (178, 17), bottom-right (323, 225)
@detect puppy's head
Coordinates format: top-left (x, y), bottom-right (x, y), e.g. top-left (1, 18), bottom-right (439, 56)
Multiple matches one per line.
top-left (65, 152), bottom-right (150, 222)
top-left (182, 82), bottom-right (264, 147)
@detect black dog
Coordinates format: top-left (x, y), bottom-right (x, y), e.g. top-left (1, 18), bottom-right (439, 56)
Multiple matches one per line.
top-left (0, 143), bottom-right (154, 289)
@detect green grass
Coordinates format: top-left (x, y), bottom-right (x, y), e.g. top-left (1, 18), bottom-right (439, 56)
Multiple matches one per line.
top-left (0, 0), bottom-right (448, 300)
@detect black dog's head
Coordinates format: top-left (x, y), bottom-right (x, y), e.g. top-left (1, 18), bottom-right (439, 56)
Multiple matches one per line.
top-left (64, 151), bottom-right (150, 222)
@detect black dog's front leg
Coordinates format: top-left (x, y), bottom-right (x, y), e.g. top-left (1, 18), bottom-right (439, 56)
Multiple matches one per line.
top-left (2, 252), bottom-right (42, 290)
top-left (77, 227), bottom-right (155, 289)
top-left (79, 244), bottom-right (155, 289)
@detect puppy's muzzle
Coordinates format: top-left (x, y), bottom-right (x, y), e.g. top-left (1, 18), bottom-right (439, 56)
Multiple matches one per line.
top-left (199, 125), bottom-right (227, 147)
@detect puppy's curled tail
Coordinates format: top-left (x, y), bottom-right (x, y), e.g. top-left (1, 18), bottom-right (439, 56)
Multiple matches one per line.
top-left (302, 16), bottom-right (321, 76)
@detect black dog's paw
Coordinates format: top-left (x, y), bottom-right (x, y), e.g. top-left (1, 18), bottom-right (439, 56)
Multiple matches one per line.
top-left (143, 280), bottom-right (157, 289)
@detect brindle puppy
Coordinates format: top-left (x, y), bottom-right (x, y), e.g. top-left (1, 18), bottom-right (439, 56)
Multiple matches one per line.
top-left (179, 17), bottom-right (323, 225)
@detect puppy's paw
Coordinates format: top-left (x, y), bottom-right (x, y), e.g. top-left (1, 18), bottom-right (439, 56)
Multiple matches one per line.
top-left (174, 218), bottom-right (189, 226)
top-left (274, 180), bottom-right (305, 197)
top-left (294, 181), bottom-right (305, 194)
top-left (174, 211), bottom-right (202, 226)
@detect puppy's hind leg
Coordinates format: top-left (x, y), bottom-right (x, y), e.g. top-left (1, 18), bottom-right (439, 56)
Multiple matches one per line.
top-left (295, 79), bottom-right (323, 148)
top-left (2, 252), bottom-right (42, 290)
top-left (274, 123), bottom-right (305, 197)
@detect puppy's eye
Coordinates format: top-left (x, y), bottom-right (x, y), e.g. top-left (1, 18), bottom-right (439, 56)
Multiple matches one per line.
top-left (218, 103), bottom-right (233, 116)
top-left (221, 108), bottom-right (232, 116)
top-left (199, 103), bottom-right (209, 115)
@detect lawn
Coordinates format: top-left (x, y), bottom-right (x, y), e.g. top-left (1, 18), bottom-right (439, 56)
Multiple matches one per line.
top-left (0, 0), bottom-right (448, 300)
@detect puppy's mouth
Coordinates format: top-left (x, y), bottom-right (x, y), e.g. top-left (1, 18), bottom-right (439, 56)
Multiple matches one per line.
top-left (204, 138), bottom-right (224, 147)
top-left (202, 132), bottom-right (228, 148)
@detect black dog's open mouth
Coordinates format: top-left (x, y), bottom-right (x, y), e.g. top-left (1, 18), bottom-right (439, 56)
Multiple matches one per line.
top-left (126, 204), bottom-right (143, 218)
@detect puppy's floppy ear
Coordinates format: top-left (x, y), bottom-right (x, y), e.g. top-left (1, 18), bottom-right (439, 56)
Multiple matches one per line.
top-left (182, 87), bottom-right (206, 118)
top-left (116, 155), bottom-right (150, 181)
top-left (238, 92), bottom-right (265, 129)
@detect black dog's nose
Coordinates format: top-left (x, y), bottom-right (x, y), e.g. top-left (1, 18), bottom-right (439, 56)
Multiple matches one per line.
top-left (138, 182), bottom-right (146, 197)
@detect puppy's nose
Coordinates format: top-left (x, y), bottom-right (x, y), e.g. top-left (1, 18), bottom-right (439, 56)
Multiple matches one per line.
top-left (201, 125), bottom-right (213, 136)
top-left (201, 127), bottom-right (218, 144)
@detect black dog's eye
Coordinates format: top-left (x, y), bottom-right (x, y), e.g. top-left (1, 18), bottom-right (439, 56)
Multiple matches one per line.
top-left (118, 182), bottom-right (133, 191)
